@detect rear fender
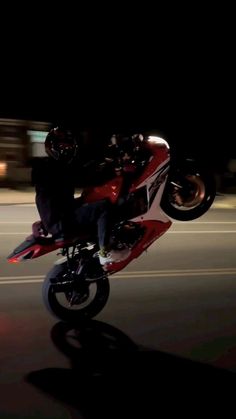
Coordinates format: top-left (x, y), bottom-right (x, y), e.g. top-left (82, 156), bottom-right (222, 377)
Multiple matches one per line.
top-left (7, 235), bottom-right (64, 263)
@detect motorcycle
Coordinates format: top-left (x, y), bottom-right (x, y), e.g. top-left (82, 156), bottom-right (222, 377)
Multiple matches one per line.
top-left (7, 135), bottom-right (216, 321)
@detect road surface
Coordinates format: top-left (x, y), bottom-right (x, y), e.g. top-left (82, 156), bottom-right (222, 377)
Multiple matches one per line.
top-left (0, 204), bottom-right (236, 417)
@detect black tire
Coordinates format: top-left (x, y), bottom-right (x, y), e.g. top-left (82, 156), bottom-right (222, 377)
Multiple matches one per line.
top-left (42, 263), bottom-right (110, 322)
top-left (161, 168), bottom-right (216, 221)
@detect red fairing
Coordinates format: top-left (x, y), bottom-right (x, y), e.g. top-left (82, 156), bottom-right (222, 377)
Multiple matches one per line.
top-left (82, 141), bottom-right (169, 203)
top-left (7, 240), bottom-right (67, 263)
top-left (82, 176), bottom-right (124, 204)
top-left (105, 219), bottom-right (172, 274)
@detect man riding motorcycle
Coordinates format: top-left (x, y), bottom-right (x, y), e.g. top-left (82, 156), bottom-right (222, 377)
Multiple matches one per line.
top-left (31, 127), bottom-right (136, 268)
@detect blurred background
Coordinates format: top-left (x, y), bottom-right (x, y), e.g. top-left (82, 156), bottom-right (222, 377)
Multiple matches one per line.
top-left (0, 118), bottom-right (49, 189)
top-left (0, 117), bottom-right (235, 193)
top-left (0, 119), bottom-right (95, 189)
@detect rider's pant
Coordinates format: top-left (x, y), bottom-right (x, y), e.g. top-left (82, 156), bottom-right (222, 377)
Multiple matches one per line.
top-left (74, 199), bottom-right (111, 249)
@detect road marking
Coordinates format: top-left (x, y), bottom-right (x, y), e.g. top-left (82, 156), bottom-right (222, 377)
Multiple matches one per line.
top-left (1, 221), bottom-right (236, 224)
top-left (2, 230), bottom-right (236, 236)
top-left (1, 268), bottom-right (236, 285)
top-left (11, 204), bottom-right (35, 207)
top-left (118, 267), bottom-right (236, 278)
top-left (175, 222), bottom-right (236, 224)
top-left (168, 231), bottom-right (236, 234)
top-left (114, 271), bottom-right (236, 278)
top-left (0, 222), bottom-right (34, 224)
top-left (0, 279), bottom-right (43, 285)
top-left (0, 231), bottom-right (30, 236)
top-left (0, 204), bottom-right (35, 207)
top-left (0, 275), bottom-right (44, 280)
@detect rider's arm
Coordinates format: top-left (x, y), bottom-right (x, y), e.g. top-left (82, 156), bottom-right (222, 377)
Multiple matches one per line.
top-left (74, 158), bottom-right (116, 188)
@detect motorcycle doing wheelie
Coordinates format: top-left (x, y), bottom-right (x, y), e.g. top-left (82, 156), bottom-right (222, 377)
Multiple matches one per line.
top-left (7, 135), bottom-right (216, 321)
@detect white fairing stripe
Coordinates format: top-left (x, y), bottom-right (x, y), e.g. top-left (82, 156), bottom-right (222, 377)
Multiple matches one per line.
top-left (130, 156), bottom-right (171, 223)
top-left (135, 157), bottom-right (170, 189)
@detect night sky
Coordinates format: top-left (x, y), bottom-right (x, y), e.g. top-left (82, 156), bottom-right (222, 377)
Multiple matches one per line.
top-left (1, 31), bottom-right (235, 172)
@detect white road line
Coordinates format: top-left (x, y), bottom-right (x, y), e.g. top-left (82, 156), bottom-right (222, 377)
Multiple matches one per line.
top-left (0, 222), bottom-right (34, 224)
top-left (0, 275), bottom-right (44, 280)
top-left (1, 268), bottom-right (236, 285)
top-left (0, 279), bottom-right (43, 285)
top-left (1, 221), bottom-right (236, 225)
top-left (115, 271), bottom-right (236, 278)
top-left (117, 267), bottom-right (236, 278)
top-left (0, 231), bottom-right (31, 236)
top-left (0, 205), bottom-right (35, 208)
top-left (1, 231), bottom-right (236, 236)
top-left (168, 231), bottom-right (236, 234)
top-left (175, 222), bottom-right (236, 224)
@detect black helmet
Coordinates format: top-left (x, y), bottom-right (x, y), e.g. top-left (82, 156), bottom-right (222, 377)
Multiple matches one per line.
top-left (45, 127), bottom-right (78, 163)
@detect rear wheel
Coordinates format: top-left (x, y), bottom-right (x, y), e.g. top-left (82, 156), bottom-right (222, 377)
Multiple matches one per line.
top-left (161, 167), bottom-right (216, 221)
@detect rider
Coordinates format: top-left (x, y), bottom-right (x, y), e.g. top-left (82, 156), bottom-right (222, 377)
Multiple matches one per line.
top-left (31, 126), bottom-right (131, 267)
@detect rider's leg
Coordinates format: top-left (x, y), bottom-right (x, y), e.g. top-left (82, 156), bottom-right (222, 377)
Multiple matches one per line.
top-left (74, 199), bottom-right (111, 248)
top-left (74, 199), bottom-right (130, 266)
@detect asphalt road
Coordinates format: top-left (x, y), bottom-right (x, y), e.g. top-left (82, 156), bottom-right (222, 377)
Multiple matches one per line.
top-left (0, 204), bottom-right (236, 417)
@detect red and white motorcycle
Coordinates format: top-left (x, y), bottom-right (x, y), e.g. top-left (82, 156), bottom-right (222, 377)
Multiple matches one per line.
top-left (7, 135), bottom-right (216, 321)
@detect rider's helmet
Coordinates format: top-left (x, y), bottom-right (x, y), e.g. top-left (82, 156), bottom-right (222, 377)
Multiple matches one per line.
top-left (45, 127), bottom-right (78, 164)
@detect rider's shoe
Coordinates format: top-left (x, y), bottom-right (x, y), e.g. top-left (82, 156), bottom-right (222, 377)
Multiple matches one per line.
top-left (98, 248), bottom-right (131, 266)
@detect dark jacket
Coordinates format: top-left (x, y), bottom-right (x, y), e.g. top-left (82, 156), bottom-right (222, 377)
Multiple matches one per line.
top-left (31, 157), bottom-right (78, 237)
top-left (31, 157), bottom-right (115, 237)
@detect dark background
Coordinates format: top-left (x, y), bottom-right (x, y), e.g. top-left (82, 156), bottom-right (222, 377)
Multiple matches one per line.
top-left (1, 13), bottom-right (235, 172)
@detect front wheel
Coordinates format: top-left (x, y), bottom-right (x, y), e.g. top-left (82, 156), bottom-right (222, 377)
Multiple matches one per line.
top-left (161, 167), bottom-right (216, 221)
top-left (42, 263), bottom-right (110, 322)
